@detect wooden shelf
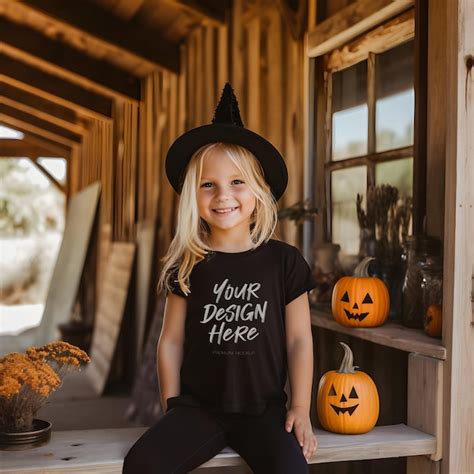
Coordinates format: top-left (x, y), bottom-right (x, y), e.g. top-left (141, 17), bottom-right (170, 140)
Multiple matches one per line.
top-left (0, 424), bottom-right (436, 472)
top-left (311, 305), bottom-right (446, 360)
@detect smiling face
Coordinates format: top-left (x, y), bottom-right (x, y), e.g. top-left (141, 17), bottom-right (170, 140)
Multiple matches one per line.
top-left (197, 146), bottom-right (256, 243)
top-left (331, 276), bottom-right (389, 327)
top-left (340, 290), bottom-right (373, 322)
top-left (317, 370), bottom-right (380, 434)
top-left (328, 383), bottom-right (359, 416)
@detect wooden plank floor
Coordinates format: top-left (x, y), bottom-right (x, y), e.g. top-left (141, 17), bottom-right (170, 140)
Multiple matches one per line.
top-left (0, 424), bottom-right (436, 473)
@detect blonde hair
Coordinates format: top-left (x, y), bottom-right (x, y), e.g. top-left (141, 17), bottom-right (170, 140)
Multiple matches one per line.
top-left (157, 142), bottom-right (281, 296)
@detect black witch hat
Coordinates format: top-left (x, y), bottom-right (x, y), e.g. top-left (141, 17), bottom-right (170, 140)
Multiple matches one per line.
top-left (165, 82), bottom-right (288, 201)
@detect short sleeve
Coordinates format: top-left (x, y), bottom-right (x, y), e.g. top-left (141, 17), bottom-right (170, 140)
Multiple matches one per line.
top-left (284, 245), bottom-right (317, 305)
top-left (168, 270), bottom-right (187, 298)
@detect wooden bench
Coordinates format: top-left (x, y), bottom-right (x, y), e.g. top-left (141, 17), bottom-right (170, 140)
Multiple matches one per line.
top-left (0, 424), bottom-right (435, 473)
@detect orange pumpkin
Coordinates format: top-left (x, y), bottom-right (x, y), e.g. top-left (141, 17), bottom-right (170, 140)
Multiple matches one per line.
top-left (317, 342), bottom-right (379, 434)
top-left (424, 304), bottom-right (442, 337)
top-left (331, 257), bottom-right (389, 327)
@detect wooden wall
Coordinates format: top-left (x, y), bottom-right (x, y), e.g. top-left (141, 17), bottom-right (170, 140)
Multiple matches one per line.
top-left (134, 70), bottom-right (183, 357)
top-left (69, 120), bottom-right (113, 329)
top-left (178, 0), bottom-right (309, 249)
top-left (230, 0), bottom-right (308, 246)
top-left (132, 0), bottom-right (314, 349)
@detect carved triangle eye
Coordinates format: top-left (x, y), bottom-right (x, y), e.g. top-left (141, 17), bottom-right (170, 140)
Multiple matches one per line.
top-left (329, 384), bottom-right (337, 396)
top-left (341, 291), bottom-right (350, 303)
top-left (349, 387), bottom-right (358, 399)
top-left (362, 293), bottom-right (373, 304)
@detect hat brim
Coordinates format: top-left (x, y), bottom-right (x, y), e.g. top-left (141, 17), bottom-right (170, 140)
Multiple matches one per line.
top-left (165, 124), bottom-right (288, 201)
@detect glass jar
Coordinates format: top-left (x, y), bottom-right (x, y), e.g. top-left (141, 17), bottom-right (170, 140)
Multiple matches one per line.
top-left (420, 263), bottom-right (443, 319)
top-left (401, 235), bottom-right (442, 328)
top-left (309, 242), bottom-right (344, 304)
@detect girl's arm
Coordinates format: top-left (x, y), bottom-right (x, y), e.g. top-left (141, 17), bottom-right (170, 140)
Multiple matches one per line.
top-left (157, 292), bottom-right (187, 412)
top-left (285, 292), bottom-right (314, 412)
top-left (285, 292), bottom-right (318, 461)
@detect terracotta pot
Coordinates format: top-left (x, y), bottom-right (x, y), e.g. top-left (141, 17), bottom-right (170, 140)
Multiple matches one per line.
top-left (0, 419), bottom-right (52, 451)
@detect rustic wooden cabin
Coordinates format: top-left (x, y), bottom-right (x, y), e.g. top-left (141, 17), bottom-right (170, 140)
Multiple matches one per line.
top-left (0, 0), bottom-right (472, 473)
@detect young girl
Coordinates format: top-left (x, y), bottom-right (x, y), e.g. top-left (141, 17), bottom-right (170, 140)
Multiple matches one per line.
top-left (123, 83), bottom-right (318, 474)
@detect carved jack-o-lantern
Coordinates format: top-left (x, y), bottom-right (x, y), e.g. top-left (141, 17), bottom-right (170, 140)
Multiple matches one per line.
top-left (331, 257), bottom-right (389, 327)
top-left (424, 304), bottom-right (442, 338)
top-left (317, 342), bottom-right (379, 434)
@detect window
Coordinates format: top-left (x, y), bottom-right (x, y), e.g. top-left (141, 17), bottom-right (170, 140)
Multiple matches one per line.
top-left (316, 24), bottom-right (415, 259)
top-left (37, 157), bottom-right (68, 186)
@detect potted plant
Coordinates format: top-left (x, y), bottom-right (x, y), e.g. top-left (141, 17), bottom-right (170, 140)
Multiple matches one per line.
top-left (0, 341), bottom-right (90, 450)
top-left (277, 198), bottom-right (318, 226)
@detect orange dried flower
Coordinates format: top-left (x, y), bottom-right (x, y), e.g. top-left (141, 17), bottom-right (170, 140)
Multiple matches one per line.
top-left (26, 341), bottom-right (91, 368)
top-left (0, 341), bottom-right (90, 433)
top-left (0, 353), bottom-right (61, 433)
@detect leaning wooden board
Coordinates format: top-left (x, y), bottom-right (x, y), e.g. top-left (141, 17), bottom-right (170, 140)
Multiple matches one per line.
top-left (0, 424), bottom-right (436, 473)
top-left (48, 242), bottom-right (136, 401)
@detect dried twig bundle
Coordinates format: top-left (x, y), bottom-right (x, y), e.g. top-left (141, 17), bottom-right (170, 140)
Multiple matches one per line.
top-left (356, 185), bottom-right (412, 264)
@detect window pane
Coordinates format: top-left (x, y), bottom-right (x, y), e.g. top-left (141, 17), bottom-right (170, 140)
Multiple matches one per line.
top-left (376, 41), bottom-right (414, 152)
top-left (37, 157), bottom-right (67, 185)
top-left (375, 158), bottom-right (413, 197)
top-left (332, 61), bottom-right (368, 161)
top-left (0, 125), bottom-right (24, 139)
top-left (331, 166), bottom-right (367, 256)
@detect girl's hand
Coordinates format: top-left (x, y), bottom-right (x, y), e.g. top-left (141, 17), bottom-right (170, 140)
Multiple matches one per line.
top-left (285, 406), bottom-right (318, 462)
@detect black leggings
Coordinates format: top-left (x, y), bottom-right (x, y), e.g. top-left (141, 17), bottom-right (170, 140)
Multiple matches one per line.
top-left (122, 402), bottom-right (309, 474)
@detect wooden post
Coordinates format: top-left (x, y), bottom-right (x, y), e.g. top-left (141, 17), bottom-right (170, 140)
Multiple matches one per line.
top-left (442, 0), bottom-right (474, 472)
top-left (406, 353), bottom-right (443, 473)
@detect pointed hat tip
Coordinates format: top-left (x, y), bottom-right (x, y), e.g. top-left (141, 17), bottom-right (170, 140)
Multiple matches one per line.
top-left (212, 82), bottom-right (244, 127)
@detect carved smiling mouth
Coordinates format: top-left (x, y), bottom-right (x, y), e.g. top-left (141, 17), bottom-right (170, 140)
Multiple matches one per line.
top-left (344, 309), bottom-right (369, 321)
top-left (330, 404), bottom-right (359, 416)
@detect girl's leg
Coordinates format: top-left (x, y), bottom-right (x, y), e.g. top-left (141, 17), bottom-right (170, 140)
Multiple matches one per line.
top-left (122, 405), bottom-right (227, 474)
top-left (225, 403), bottom-right (309, 474)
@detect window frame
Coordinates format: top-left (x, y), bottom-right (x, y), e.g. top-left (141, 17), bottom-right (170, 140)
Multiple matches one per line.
top-left (310, 8), bottom-right (425, 251)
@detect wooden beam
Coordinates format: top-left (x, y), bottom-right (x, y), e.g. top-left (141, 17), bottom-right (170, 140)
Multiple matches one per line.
top-left (276, 0), bottom-right (308, 40)
top-left (308, 0), bottom-right (413, 58)
top-left (107, 0), bottom-right (147, 19)
top-left (169, 0), bottom-right (228, 25)
top-left (0, 18), bottom-right (141, 101)
top-left (1, 129), bottom-right (71, 158)
top-left (407, 354), bottom-right (443, 463)
top-left (0, 82), bottom-right (86, 126)
top-left (425, 0), bottom-right (447, 239)
top-left (0, 83), bottom-right (88, 135)
top-left (0, 138), bottom-right (64, 157)
top-left (412, 0), bottom-right (428, 234)
top-left (0, 53), bottom-right (113, 120)
top-left (0, 104), bottom-right (82, 143)
top-left (326, 8), bottom-right (414, 72)
top-left (0, 113), bottom-right (78, 148)
top-left (0, 96), bottom-right (87, 136)
top-left (0, 0), bottom-right (180, 73)
top-left (442, 0), bottom-right (474, 472)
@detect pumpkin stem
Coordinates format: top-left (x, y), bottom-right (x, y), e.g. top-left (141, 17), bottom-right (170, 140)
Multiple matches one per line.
top-left (338, 342), bottom-right (357, 374)
top-left (353, 257), bottom-right (375, 277)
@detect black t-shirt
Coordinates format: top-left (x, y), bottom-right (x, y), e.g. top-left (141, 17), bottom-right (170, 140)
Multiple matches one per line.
top-left (166, 238), bottom-right (316, 416)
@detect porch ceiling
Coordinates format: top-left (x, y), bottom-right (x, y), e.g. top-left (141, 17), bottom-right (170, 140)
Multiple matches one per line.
top-left (0, 0), bottom-right (229, 155)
